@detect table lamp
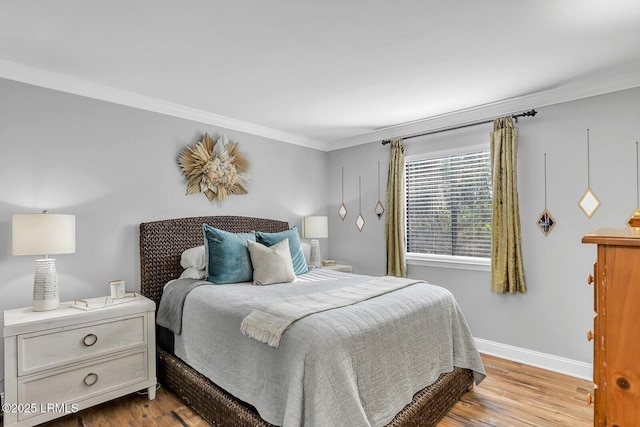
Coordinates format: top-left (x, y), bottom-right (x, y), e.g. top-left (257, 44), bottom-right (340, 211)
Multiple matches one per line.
top-left (12, 211), bottom-right (76, 311)
top-left (302, 216), bottom-right (328, 268)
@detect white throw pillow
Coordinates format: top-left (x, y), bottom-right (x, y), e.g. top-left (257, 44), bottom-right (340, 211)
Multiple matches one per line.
top-left (179, 267), bottom-right (206, 280)
top-left (180, 245), bottom-right (206, 270)
top-left (247, 238), bottom-right (296, 285)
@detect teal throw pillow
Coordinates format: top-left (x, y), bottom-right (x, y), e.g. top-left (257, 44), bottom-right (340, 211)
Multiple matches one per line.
top-left (255, 226), bottom-right (309, 275)
top-left (203, 224), bottom-right (256, 284)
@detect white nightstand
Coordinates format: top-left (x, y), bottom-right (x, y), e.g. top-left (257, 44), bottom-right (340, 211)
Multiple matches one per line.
top-left (2, 295), bottom-right (157, 426)
top-left (322, 263), bottom-right (353, 273)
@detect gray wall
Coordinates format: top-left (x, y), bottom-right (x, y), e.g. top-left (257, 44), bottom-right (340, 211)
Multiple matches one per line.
top-left (0, 78), bottom-right (328, 387)
top-left (2, 76), bottom-right (639, 389)
top-left (328, 86), bottom-right (640, 366)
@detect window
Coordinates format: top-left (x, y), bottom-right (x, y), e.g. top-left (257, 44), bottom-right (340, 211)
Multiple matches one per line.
top-left (405, 146), bottom-right (492, 269)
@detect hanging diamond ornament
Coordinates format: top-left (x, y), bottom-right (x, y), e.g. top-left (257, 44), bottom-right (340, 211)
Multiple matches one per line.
top-left (537, 209), bottom-right (556, 236)
top-left (579, 189), bottom-right (601, 219)
top-left (339, 203), bottom-right (348, 221)
top-left (629, 142), bottom-right (640, 227)
top-left (339, 166), bottom-right (347, 221)
top-left (356, 213), bottom-right (366, 232)
top-left (537, 153), bottom-right (556, 236)
top-left (374, 161), bottom-right (385, 220)
top-left (628, 207), bottom-right (640, 227)
top-left (374, 201), bottom-right (385, 219)
top-left (578, 129), bottom-right (600, 218)
top-left (356, 175), bottom-right (365, 232)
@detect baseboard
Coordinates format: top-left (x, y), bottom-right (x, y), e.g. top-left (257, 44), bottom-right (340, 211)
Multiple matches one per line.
top-left (475, 338), bottom-right (593, 381)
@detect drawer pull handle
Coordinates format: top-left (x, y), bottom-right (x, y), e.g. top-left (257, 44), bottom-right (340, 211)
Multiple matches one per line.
top-left (587, 274), bottom-right (594, 285)
top-left (587, 330), bottom-right (594, 341)
top-left (83, 333), bottom-right (98, 347)
top-left (586, 393), bottom-right (594, 406)
top-left (84, 372), bottom-right (99, 386)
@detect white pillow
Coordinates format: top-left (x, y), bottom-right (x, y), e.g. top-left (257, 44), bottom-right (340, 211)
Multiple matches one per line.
top-left (247, 238), bottom-right (296, 286)
top-left (181, 245), bottom-right (206, 270)
top-left (179, 267), bottom-right (206, 280)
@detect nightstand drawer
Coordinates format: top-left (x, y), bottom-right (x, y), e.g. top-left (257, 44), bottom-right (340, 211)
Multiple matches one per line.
top-left (18, 314), bottom-right (146, 375)
top-left (17, 349), bottom-right (148, 422)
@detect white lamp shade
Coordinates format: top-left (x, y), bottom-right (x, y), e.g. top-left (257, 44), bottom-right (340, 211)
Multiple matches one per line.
top-left (302, 216), bottom-right (328, 239)
top-left (12, 213), bottom-right (76, 256)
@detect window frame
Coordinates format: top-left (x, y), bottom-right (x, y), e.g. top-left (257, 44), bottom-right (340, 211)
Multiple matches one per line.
top-left (405, 143), bottom-right (492, 272)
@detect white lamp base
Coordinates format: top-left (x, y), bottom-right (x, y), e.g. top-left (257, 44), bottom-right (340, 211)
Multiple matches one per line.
top-left (33, 258), bottom-right (60, 311)
top-left (309, 239), bottom-right (321, 268)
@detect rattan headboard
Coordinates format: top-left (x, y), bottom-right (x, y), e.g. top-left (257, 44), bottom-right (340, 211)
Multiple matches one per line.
top-left (139, 215), bottom-right (289, 305)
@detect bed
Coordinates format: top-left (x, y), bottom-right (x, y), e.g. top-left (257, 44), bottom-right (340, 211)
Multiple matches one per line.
top-left (139, 215), bottom-right (485, 426)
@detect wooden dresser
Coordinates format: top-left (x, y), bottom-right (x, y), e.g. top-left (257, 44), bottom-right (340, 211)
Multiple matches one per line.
top-left (582, 228), bottom-right (640, 427)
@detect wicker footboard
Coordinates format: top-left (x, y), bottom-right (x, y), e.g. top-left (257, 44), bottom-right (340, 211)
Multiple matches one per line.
top-left (158, 347), bottom-right (473, 427)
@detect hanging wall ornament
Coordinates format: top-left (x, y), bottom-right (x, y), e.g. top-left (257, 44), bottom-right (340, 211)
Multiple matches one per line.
top-left (628, 141), bottom-right (640, 227)
top-left (178, 133), bottom-right (250, 203)
top-left (537, 153), bottom-right (556, 236)
top-left (374, 161), bottom-right (385, 220)
top-left (578, 129), bottom-right (601, 218)
top-left (356, 175), bottom-right (365, 232)
top-left (339, 166), bottom-right (348, 220)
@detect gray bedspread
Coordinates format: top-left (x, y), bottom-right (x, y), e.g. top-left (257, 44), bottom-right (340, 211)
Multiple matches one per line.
top-left (241, 277), bottom-right (422, 347)
top-left (167, 271), bottom-right (486, 427)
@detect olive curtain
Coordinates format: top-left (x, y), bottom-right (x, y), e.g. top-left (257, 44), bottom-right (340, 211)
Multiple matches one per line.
top-left (385, 138), bottom-right (407, 277)
top-left (490, 117), bottom-right (527, 294)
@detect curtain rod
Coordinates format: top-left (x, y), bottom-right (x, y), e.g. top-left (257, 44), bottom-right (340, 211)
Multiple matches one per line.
top-left (381, 109), bottom-right (537, 145)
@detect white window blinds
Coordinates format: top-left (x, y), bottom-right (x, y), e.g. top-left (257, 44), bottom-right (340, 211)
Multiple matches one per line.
top-left (405, 149), bottom-right (492, 258)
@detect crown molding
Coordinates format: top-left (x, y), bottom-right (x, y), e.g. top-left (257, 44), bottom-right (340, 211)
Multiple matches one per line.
top-left (3, 58), bottom-right (640, 153)
top-left (328, 70), bottom-right (640, 151)
top-left (0, 59), bottom-right (329, 152)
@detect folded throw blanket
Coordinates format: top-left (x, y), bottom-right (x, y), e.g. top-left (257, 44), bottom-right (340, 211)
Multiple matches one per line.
top-left (241, 276), bottom-right (421, 347)
top-left (157, 278), bottom-right (209, 334)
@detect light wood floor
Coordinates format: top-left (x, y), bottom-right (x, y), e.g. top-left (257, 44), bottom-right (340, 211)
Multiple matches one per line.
top-left (34, 354), bottom-right (593, 427)
top-left (439, 354), bottom-right (593, 427)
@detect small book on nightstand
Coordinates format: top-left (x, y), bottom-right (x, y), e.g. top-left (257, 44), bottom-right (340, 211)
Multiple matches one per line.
top-left (321, 259), bottom-right (336, 266)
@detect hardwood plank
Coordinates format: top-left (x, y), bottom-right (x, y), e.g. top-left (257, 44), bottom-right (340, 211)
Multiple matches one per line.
top-left (35, 354), bottom-right (593, 427)
top-left (439, 354), bottom-right (593, 427)
top-left (36, 386), bottom-right (209, 427)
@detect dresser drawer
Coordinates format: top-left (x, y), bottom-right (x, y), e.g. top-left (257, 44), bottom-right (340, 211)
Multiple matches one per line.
top-left (18, 314), bottom-right (147, 375)
top-left (16, 349), bottom-right (148, 422)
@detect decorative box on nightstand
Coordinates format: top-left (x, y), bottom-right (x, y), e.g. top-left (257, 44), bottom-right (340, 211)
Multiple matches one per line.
top-left (322, 263), bottom-right (353, 273)
top-left (2, 295), bottom-right (157, 426)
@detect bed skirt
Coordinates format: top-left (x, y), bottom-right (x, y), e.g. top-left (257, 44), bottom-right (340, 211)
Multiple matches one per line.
top-left (158, 347), bottom-right (473, 427)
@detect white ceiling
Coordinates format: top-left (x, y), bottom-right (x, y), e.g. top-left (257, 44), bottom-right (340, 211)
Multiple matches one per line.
top-left (2, 1), bottom-right (640, 151)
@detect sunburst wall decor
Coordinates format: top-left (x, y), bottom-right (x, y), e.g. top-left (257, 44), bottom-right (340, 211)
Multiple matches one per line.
top-left (178, 133), bottom-right (250, 202)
